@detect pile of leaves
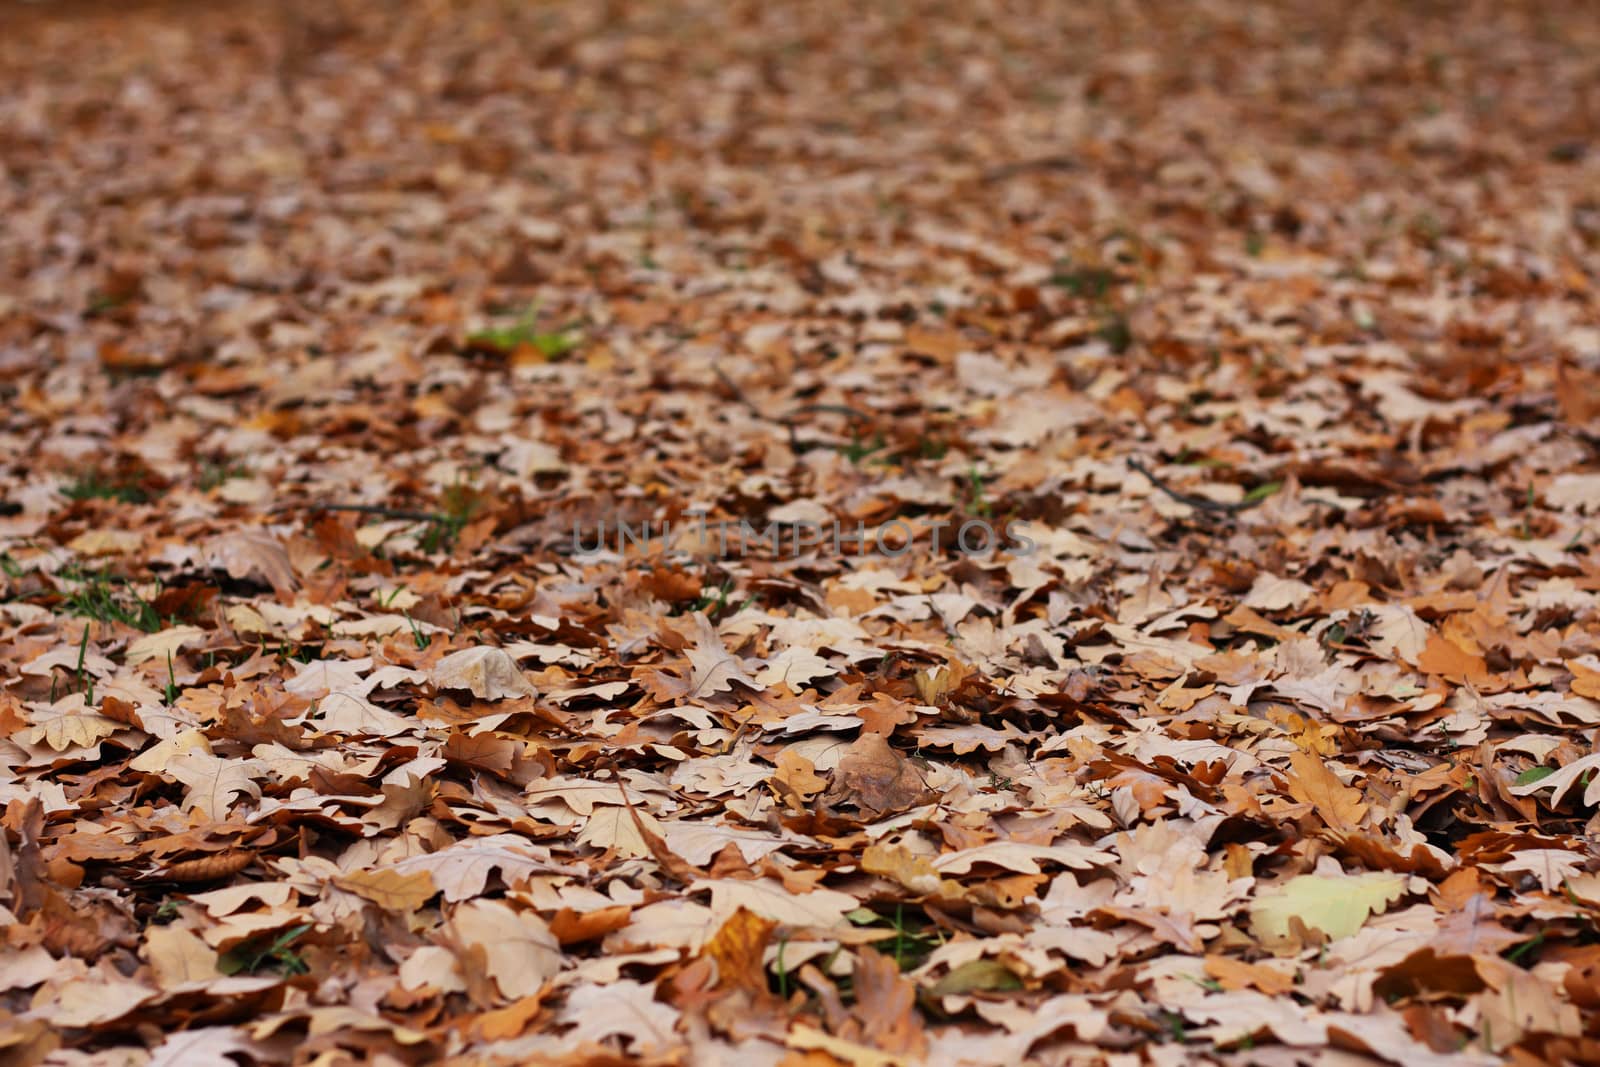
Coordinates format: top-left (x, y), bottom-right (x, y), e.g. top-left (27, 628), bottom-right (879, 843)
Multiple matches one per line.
top-left (3, 0), bottom-right (1600, 1063)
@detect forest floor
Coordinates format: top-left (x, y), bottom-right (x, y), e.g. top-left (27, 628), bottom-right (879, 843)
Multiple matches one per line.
top-left (3, 1), bottom-right (1600, 1064)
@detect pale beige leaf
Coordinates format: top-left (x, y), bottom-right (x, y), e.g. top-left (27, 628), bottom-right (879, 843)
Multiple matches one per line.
top-left (431, 646), bottom-right (538, 700)
top-left (386, 834), bottom-right (575, 902)
top-left (698, 877), bottom-right (858, 929)
top-left (204, 531), bottom-right (299, 595)
top-left (165, 752), bottom-right (264, 819)
top-left (124, 626), bottom-right (206, 667)
top-left (558, 978), bottom-right (680, 1053)
top-left (16, 710), bottom-right (124, 752)
top-left (451, 899), bottom-right (561, 1000)
top-left (931, 841), bottom-right (1114, 876)
top-left (144, 924), bottom-right (220, 991)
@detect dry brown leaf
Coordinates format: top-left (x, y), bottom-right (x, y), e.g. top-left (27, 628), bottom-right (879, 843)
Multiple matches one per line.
top-left (772, 748), bottom-right (828, 801)
top-left (1204, 954), bottom-right (1296, 996)
top-left (335, 867), bottom-right (438, 912)
top-left (1285, 751), bottom-right (1367, 832)
top-left (825, 733), bottom-right (929, 817)
top-left (851, 948), bottom-right (926, 1058)
top-left (144, 925), bottom-right (220, 991)
top-left (158, 852), bottom-right (255, 883)
top-left (450, 900), bottom-right (562, 1001)
top-left (430, 647), bottom-right (538, 700)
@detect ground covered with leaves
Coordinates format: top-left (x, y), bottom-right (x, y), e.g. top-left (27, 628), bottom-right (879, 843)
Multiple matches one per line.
top-left (3, 0), bottom-right (1600, 1063)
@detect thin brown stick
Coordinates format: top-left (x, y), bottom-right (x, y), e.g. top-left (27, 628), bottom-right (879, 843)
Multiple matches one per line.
top-left (1128, 459), bottom-right (1258, 515)
top-left (1129, 459), bottom-right (1346, 516)
top-left (275, 503), bottom-right (448, 523)
top-left (981, 154), bottom-right (1079, 183)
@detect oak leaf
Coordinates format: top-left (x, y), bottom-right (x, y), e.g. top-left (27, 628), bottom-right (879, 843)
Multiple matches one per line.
top-left (852, 948), bottom-right (926, 1057)
top-left (164, 752), bottom-right (265, 820)
top-left (825, 733), bottom-right (929, 817)
top-left (450, 899), bottom-right (561, 1001)
top-left (704, 907), bottom-right (776, 996)
top-left (15, 710), bottom-right (124, 753)
top-left (144, 925), bottom-right (220, 991)
top-left (1249, 872), bottom-right (1407, 943)
top-left (1285, 751), bottom-right (1366, 832)
top-left (204, 531), bottom-right (298, 596)
top-left (1416, 631), bottom-right (1488, 681)
top-left (558, 978), bottom-right (681, 1053)
top-left (431, 646), bottom-right (537, 700)
top-left (698, 877), bottom-right (858, 929)
top-left (334, 867), bottom-right (437, 912)
top-left (386, 834), bottom-right (576, 902)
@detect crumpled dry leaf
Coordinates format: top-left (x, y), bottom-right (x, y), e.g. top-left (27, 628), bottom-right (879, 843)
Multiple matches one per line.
top-left (825, 733), bottom-right (930, 817)
top-left (203, 531), bottom-right (298, 596)
top-left (430, 646), bottom-right (538, 700)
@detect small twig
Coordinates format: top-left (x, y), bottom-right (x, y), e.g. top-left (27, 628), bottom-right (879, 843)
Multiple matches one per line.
top-left (606, 760), bottom-right (698, 883)
top-left (1128, 459), bottom-right (1259, 515)
top-left (981, 154), bottom-right (1079, 183)
top-left (277, 503), bottom-right (449, 523)
top-left (714, 363), bottom-right (802, 451)
top-left (787, 403), bottom-right (876, 422)
top-left (1129, 459), bottom-right (1347, 516)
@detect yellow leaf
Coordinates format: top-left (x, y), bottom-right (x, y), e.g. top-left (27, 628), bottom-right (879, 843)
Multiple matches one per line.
top-left (124, 626), bottom-right (206, 667)
top-left (17, 712), bottom-right (122, 752)
top-left (861, 844), bottom-right (965, 900)
top-left (335, 868), bottom-right (438, 913)
top-left (787, 1024), bottom-right (912, 1067)
top-left (1249, 872), bottom-right (1406, 943)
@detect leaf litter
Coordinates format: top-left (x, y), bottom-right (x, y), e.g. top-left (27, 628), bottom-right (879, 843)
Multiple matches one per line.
top-left (2, 0), bottom-right (1600, 1064)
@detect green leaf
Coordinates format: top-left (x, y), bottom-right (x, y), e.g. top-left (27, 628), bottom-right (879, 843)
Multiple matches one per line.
top-left (1249, 872), bottom-right (1406, 943)
top-left (1515, 766), bottom-right (1556, 786)
top-left (1243, 480), bottom-right (1284, 504)
top-left (927, 959), bottom-right (1025, 996)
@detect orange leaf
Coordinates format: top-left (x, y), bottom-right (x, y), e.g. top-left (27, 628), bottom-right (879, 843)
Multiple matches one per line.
top-left (704, 907), bottom-right (776, 997)
top-left (1204, 954), bottom-right (1295, 995)
top-left (1285, 751), bottom-right (1366, 832)
top-left (1416, 631), bottom-right (1487, 681)
top-left (1568, 660), bottom-right (1600, 701)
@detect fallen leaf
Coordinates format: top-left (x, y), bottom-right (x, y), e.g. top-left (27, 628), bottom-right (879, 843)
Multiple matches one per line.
top-left (334, 867), bottom-right (438, 912)
top-left (825, 733), bottom-right (930, 816)
top-left (431, 647), bottom-right (538, 700)
top-left (1285, 751), bottom-right (1367, 832)
top-left (450, 899), bottom-right (562, 1001)
top-left (559, 979), bottom-right (682, 1052)
top-left (1250, 872), bottom-right (1407, 943)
